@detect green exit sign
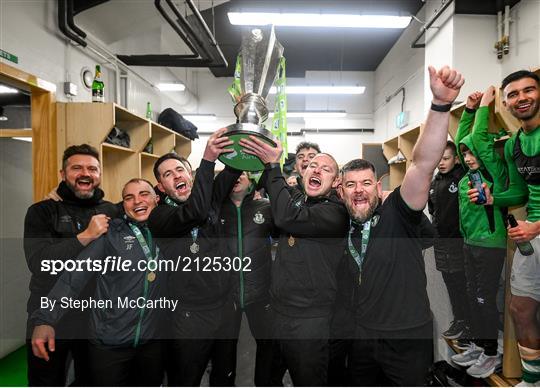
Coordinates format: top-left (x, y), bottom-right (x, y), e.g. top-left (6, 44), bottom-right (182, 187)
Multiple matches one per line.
top-left (0, 49), bottom-right (18, 64)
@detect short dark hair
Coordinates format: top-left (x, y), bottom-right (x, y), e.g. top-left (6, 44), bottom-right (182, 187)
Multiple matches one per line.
top-left (341, 158), bottom-right (376, 178)
top-left (445, 140), bottom-right (457, 156)
top-left (501, 70), bottom-right (540, 90)
top-left (153, 153), bottom-right (191, 181)
top-left (121, 178), bottom-right (156, 198)
top-left (62, 144), bottom-right (100, 170)
top-left (296, 142), bottom-right (321, 155)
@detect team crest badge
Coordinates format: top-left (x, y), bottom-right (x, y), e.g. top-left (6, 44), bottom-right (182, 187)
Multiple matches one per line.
top-left (449, 182), bottom-right (458, 193)
top-left (371, 215), bottom-right (380, 227)
top-left (253, 211), bottom-right (265, 224)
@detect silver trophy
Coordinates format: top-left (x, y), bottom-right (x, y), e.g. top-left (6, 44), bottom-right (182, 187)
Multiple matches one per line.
top-left (218, 25), bottom-right (284, 171)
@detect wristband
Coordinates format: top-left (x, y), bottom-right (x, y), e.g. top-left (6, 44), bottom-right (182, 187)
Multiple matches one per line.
top-left (465, 107), bottom-right (477, 114)
top-left (264, 162), bottom-right (281, 170)
top-left (430, 102), bottom-right (452, 112)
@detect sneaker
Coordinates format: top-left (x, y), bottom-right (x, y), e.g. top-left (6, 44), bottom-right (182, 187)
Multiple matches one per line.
top-left (466, 352), bottom-right (502, 378)
top-left (443, 320), bottom-right (466, 340)
top-left (451, 343), bottom-right (484, 367)
top-left (455, 337), bottom-right (473, 350)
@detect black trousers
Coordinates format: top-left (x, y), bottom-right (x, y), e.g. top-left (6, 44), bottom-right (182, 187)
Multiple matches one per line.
top-left (328, 306), bottom-right (355, 386)
top-left (463, 244), bottom-right (505, 355)
top-left (26, 338), bottom-right (91, 387)
top-left (348, 321), bottom-right (433, 386)
top-left (210, 299), bottom-right (275, 386)
top-left (441, 271), bottom-right (470, 323)
top-left (88, 340), bottom-right (163, 386)
top-left (167, 302), bottom-right (237, 386)
top-left (271, 309), bottom-right (330, 386)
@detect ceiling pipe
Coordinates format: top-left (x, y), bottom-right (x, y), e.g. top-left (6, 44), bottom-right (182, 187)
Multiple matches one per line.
top-left (58, 0), bottom-right (87, 47)
top-left (118, 0), bottom-right (227, 68)
top-left (66, 0), bottom-right (87, 39)
top-left (411, 0), bottom-right (454, 48)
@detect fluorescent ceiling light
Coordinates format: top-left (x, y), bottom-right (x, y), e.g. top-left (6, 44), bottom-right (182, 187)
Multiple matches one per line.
top-left (157, 83), bottom-right (186, 92)
top-left (288, 111), bottom-right (346, 118)
top-left (270, 86), bottom-right (365, 94)
top-left (228, 12), bottom-right (411, 29)
top-left (0, 85), bottom-right (19, 94)
top-left (183, 114), bottom-right (217, 121)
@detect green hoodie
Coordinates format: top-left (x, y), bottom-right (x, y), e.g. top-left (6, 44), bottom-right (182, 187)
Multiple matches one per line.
top-left (455, 107), bottom-right (508, 249)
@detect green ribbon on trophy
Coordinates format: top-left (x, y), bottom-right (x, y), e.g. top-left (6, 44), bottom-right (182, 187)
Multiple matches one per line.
top-left (270, 56), bottom-right (288, 167)
top-left (220, 25), bottom-right (286, 172)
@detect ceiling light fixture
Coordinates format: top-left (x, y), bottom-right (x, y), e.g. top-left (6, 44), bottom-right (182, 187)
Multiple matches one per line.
top-left (156, 83), bottom-right (186, 92)
top-left (288, 111), bottom-right (347, 118)
top-left (0, 85), bottom-right (19, 94)
top-left (182, 113), bottom-right (217, 121)
top-left (269, 86), bottom-right (365, 95)
top-left (228, 12), bottom-right (411, 29)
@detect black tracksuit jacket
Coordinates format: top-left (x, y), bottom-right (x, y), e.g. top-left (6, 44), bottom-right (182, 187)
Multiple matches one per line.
top-left (262, 165), bottom-right (349, 318)
top-left (31, 218), bottom-right (166, 347)
top-left (148, 160), bottom-right (241, 310)
top-left (24, 181), bottom-right (118, 335)
top-left (218, 192), bottom-right (274, 308)
top-left (428, 164), bottom-right (466, 273)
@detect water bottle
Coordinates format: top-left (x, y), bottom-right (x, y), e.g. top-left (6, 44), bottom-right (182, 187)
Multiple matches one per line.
top-left (507, 214), bottom-right (535, 256)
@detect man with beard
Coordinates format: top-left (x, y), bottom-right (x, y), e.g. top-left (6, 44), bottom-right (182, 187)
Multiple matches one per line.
top-left (338, 65), bottom-right (464, 386)
top-left (239, 136), bottom-right (349, 385)
top-left (148, 128), bottom-right (243, 386)
top-left (31, 179), bottom-right (165, 386)
top-left (24, 144), bottom-right (117, 386)
top-left (469, 70), bottom-right (540, 386)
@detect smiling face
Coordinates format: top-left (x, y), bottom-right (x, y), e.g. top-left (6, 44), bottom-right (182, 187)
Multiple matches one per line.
top-left (461, 148), bottom-right (480, 171)
top-left (60, 154), bottom-right (101, 199)
top-left (156, 158), bottom-right (193, 202)
top-left (303, 154), bottom-right (339, 198)
top-left (339, 168), bottom-right (382, 224)
top-left (503, 77), bottom-right (540, 121)
top-left (122, 180), bottom-right (159, 222)
top-left (295, 147), bottom-right (319, 176)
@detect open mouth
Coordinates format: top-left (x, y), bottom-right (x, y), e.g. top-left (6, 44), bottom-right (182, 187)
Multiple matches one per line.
top-left (516, 102), bottom-right (532, 113)
top-left (308, 176), bottom-right (321, 188)
top-left (76, 178), bottom-right (93, 189)
top-left (352, 197), bottom-right (368, 207)
top-left (175, 181), bottom-right (187, 191)
top-left (133, 206), bottom-right (148, 215)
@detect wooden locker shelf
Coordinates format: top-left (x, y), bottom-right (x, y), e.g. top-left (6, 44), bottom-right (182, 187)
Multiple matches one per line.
top-left (56, 102), bottom-right (192, 202)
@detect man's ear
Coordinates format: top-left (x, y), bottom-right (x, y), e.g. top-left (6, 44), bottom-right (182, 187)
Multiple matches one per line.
top-left (502, 98), bottom-right (508, 110)
top-left (157, 182), bottom-right (164, 194)
top-left (59, 169), bottom-right (65, 181)
top-left (332, 176), bottom-right (341, 189)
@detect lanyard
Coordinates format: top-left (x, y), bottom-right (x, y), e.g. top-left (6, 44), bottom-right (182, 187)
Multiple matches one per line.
top-left (164, 195), bottom-right (199, 250)
top-left (128, 223), bottom-right (159, 265)
top-left (348, 219), bottom-right (372, 284)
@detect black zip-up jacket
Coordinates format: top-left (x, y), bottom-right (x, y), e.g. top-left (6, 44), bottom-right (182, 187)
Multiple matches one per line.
top-left (24, 181), bottom-right (117, 335)
top-left (148, 161), bottom-right (241, 311)
top-left (262, 165), bottom-right (349, 318)
top-left (218, 192), bottom-right (274, 308)
top-left (31, 218), bottom-right (166, 347)
top-left (428, 164), bottom-right (466, 273)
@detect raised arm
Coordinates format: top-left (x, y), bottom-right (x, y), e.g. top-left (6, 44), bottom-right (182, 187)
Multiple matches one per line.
top-left (400, 66), bottom-right (465, 210)
top-left (471, 86), bottom-right (508, 191)
top-left (455, 91), bottom-right (482, 166)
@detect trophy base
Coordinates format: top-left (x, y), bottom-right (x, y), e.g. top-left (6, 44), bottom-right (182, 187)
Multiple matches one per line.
top-left (218, 123), bottom-right (277, 172)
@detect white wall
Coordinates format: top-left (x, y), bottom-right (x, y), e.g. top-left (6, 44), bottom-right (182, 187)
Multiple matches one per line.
top-left (500, 0), bottom-right (540, 75)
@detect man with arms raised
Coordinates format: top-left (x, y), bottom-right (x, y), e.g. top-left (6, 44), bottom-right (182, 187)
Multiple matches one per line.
top-left (469, 70), bottom-right (540, 386)
top-left (24, 144), bottom-right (117, 386)
top-left (240, 138), bottom-right (348, 385)
top-left (338, 66), bottom-right (464, 385)
top-left (148, 128), bottom-right (242, 386)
